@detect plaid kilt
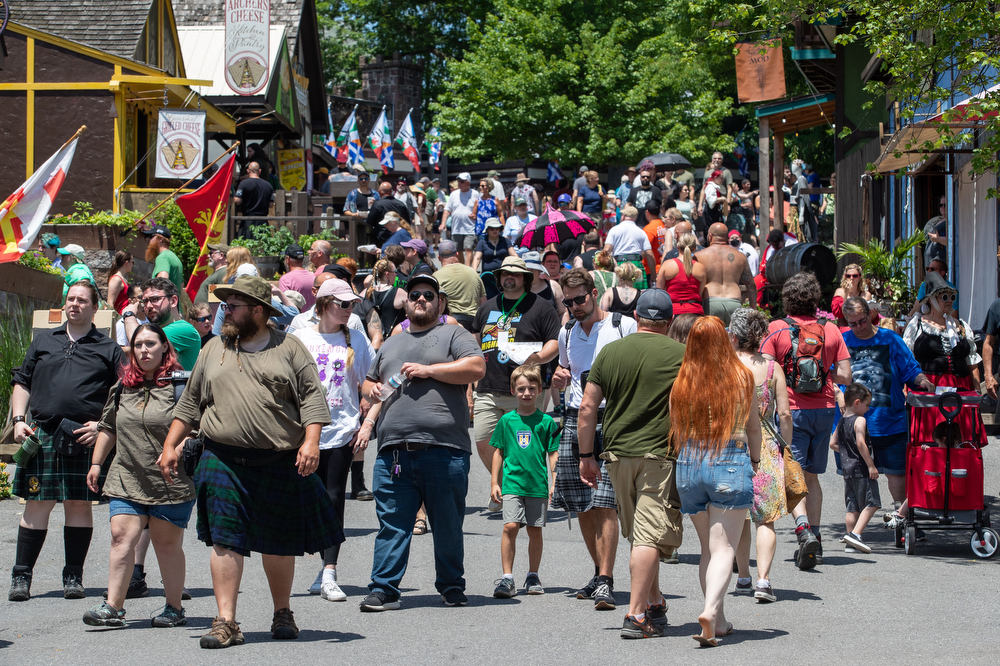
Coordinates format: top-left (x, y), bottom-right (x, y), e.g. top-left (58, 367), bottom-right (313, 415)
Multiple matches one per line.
top-left (12, 426), bottom-right (108, 501)
top-left (194, 447), bottom-right (344, 557)
top-left (550, 410), bottom-right (617, 513)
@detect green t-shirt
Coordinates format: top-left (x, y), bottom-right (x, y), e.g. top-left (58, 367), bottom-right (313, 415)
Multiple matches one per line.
top-left (587, 332), bottom-right (685, 458)
top-left (163, 319), bottom-right (202, 371)
top-left (154, 249), bottom-right (185, 292)
top-left (489, 409), bottom-right (559, 498)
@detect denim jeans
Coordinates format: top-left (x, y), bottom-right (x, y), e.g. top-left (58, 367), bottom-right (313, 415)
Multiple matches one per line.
top-left (369, 446), bottom-right (470, 599)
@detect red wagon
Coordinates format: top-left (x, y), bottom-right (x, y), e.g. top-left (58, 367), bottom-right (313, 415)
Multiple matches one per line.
top-left (898, 391), bottom-right (998, 558)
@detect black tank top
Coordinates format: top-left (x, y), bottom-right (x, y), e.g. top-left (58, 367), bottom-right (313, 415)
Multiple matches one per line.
top-left (607, 287), bottom-right (641, 317)
top-left (535, 282), bottom-right (557, 309)
top-left (580, 249), bottom-right (597, 271)
top-left (372, 287), bottom-right (405, 337)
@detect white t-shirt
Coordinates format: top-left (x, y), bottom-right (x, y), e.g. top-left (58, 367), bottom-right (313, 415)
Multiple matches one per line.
top-left (490, 179), bottom-right (505, 202)
top-left (738, 242), bottom-right (760, 276)
top-left (762, 234), bottom-right (799, 264)
top-left (558, 314), bottom-right (638, 408)
top-left (292, 327), bottom-right (376, 449)
top-left (503, 213), bottom-right (537, 245)
top-left (605, 220), bottom-right (652, 256)
top-left (445, 189), bottom-right (480, 236)
top-left (286, 306), bottom-right (368, 341)
top-left (115, 315), bottom-right (149, 346)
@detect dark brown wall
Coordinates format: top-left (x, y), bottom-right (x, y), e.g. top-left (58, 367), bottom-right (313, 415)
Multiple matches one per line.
top-left (35, 40), bottom-right (113, 83)
top-left (0, 31), bottom-right (26, 82)
top-left (0, 92), bottom-right (27, 185)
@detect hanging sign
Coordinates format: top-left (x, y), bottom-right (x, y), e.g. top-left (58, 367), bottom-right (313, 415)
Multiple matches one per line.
top-left (735, 39), bottom-right (786, 103)
top-left (277, 149), bottom-right (306, 191)
top-left (155, 109), bottom-right (206, 180)
top-left (225, 0), bottom-right (270, 95)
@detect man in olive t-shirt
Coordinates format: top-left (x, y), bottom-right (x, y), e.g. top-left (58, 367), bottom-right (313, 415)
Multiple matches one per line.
top-left (577, 289), bottom-right (685, 638)
top-left (143, 224), bottom-right (184, 293)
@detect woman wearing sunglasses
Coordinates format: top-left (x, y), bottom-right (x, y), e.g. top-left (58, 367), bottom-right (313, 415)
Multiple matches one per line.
top-left (292, 278), bottom-right (378, 602)
top-left (831, 263), bottom-right (872, 326)
top-left (188, 302), bottom-right (216, 348)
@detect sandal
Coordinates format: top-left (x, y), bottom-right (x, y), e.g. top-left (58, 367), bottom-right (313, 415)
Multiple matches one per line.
top-left (413, 519), bottom-right (429, 535)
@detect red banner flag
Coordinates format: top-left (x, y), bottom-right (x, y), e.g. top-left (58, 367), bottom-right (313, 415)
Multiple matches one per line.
top-left (178, 154), bottom-right (237, 301)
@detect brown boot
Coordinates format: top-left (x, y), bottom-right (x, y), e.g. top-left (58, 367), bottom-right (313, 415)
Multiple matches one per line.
top-left (200, 616), bottom-right (245, 649)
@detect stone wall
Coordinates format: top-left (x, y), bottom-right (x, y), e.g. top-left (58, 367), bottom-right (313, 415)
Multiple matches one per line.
top-left (357, 53), bottom-right (425, 135)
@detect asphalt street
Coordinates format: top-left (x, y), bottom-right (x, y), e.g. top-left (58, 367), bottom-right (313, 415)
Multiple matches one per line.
top-left (2, 434), bottom-right (999, 665)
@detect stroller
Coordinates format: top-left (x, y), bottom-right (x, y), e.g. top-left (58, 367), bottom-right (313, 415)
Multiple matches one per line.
top-left (898, 391), bottom-right (998, 557)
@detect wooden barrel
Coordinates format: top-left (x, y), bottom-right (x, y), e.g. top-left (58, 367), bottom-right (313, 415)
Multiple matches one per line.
top-left (765, 243), bottom-right (837, 286)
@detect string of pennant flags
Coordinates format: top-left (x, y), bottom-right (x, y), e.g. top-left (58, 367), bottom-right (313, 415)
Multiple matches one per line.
top-left (324, 104), bottom-right (441, 174)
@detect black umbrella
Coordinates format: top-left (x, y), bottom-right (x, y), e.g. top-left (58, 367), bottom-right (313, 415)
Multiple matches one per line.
top-left (636, 153), bottom-right (692, 171)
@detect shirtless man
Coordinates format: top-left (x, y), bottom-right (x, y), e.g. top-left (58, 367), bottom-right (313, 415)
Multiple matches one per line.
top-left (695, 223), bottom-right (757, 325)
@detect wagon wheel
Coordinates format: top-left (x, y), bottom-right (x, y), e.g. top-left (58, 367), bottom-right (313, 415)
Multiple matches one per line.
top-left (970, 528), bottom-right (999, 559)
top-left (904, 525), bottom-right (916, 555)
top-left (894, 523), bottom-right (904, 548)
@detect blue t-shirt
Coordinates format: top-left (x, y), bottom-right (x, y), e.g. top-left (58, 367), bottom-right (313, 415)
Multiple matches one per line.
top-left (578, 184), bottom-right (603, 213)
top-left (382, 228), bottom-right (412, 249)
top-left (842, 327), bottom-right (923, 436)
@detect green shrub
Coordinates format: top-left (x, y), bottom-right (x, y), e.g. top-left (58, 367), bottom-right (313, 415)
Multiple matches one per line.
top-left (0, 305), bottom-right (32, 422)
top-left (17, 250), bottom-right (62, 276)
top-left (231, 224), bottom-right (296, 257)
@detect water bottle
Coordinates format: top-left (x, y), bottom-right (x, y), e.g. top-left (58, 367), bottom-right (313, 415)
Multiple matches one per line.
top-left (13, 434), bottom-right (42, 466)
top-left (378, 372), bottom-right (407, 401)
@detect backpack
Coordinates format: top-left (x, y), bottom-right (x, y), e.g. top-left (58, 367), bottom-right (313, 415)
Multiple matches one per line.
top-left (781, 317), bottom-right (828, 393)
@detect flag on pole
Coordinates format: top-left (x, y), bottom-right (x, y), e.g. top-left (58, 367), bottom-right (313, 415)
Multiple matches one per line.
top-left (425, 127), bottom-right (441, 172)
top-left (395, 110), bottom-right (421, 172)
top-left (323, 104), bottom-right (339, 160)
top-left (330, 106), bottom-right (364, 166)
top-left (179, 153), bottom-right (238, 301)
top-left (369, 108), bottom-right (394, 173)
top-left (547, 161), bottom-right (563, 182)
top-left (0, 128), bottom-right (83, 264)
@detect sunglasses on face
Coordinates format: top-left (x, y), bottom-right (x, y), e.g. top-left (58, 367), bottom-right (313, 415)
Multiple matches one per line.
top-left (562, 294), bottom-right (589, 308)
top-left (192, 315), bottom-right (212, 323)
top-left (845, 273), bottom-right (861, 279)
top-left (335, 300), bottom-right (356, 310)
top-left (640, 176), bottom-right (651, 180)
top-left (408, 290), bottom-right (437, 302)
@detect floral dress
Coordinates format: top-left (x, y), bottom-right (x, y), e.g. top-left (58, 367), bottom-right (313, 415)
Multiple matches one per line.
top-left (750, 361), bottom-right (788, 524)
top-left (475, 196), bottom-right (497, 236)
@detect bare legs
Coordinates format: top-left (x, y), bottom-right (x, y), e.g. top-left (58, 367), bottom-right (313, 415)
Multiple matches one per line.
top-left (845, 506), bottom-right (879, 537)
top-left (793, 471), bottom-right (823, 527)
top-left (627, 545), bottom-right (661, 617)
top-left (734, 519), bottom-right (777, 582)
top-left (690, 507), bottom-right (747, 640)
top-left (106, 516), bottom-right (186, 610)
top-left (210, 547), bottom-right (294, 621)
top-left (500, 524), bottom-right (543, 575)
top-left (21, 499), bottom-right (92, 529)
top-left (576, 508), bottom-right (618, 578)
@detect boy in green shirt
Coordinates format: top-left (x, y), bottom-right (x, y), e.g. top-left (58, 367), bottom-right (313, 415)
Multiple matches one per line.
top-left (490, 364), bottom-right (559, 599)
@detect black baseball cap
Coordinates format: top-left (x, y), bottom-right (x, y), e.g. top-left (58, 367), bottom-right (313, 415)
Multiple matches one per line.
top-left (142, 224), bottom-right (171, 239)
top-left (284, 244), bottom-right (305, 260)
top-left (322, 264), bottom-right (353, 281)
top-left (635, 289), bottom-right (673, 321)
top-left (406, 273), bottom-right (439, 292)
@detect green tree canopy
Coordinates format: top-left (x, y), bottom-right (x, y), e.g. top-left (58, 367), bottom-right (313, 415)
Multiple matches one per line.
top-left (430, 0), bottom-right (737, 165)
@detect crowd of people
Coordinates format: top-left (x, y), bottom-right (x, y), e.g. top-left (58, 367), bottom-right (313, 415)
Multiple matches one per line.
top-left (13, 155), bottom-right (989, 650)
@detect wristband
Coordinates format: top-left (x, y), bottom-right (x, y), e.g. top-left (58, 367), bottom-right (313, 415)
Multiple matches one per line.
top-left (364, 418), bottom-right (376, 426)
top-left (91, 463), bottom-right (102, 467)
top-left (579, 452), bottom-right (594, 459)
top-left (750, 459), bottom-right (760, 464)
top-left (13, 415), bottom-right (26, 424)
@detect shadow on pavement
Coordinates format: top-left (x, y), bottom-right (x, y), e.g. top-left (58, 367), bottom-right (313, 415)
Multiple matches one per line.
top-left (392, 593), bottom-right (521, 609)
top-left (240, 629), bottom-right (365, 643)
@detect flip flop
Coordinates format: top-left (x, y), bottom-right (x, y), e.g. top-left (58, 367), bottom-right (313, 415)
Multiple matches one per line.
top-left (413, 519), bottom-right (429, 535)
top-left (719, 622), bottom-right (734, 636)
top-left (692, 634), bottom-right (719, 647)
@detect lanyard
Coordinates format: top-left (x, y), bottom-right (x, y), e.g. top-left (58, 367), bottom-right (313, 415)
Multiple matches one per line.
top-left (498, 293), bottom-right (526, 329)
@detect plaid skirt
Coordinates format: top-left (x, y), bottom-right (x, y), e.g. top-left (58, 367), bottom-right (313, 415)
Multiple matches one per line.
top-left (551, 410), bottom-right (617, 513)
top-left (194, 445), bottom-right (343, 557)
top-left (12, 426), bottom-right (108, 501)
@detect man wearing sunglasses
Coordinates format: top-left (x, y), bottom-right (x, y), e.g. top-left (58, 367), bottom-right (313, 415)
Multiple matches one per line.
top-left (626, 170), bottom-right (663, 212)
top-left (842, 297), bottom-right (934, 525)
top-left (549, 269), bottom-right (636, 610)
top-left (360, 274), bottom-right (486, 611)
top-left (343, 167), bottom-right (379, 221)
top-left (122, 277), bottom-right (201, 371)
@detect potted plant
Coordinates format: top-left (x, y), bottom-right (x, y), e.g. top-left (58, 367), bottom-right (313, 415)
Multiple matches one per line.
top-left (835, 229), bottom-right (925, 317)
top-left (231, 225), bottom-right (297, 279)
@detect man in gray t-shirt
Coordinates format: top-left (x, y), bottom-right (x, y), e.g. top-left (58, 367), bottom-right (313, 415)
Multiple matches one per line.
top-left (361, 274), bottom-right (486, 610)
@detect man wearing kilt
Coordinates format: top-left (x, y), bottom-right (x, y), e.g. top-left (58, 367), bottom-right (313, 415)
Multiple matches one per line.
top-left (9, 282), bottom-right (125, 601)
top-left (550, 269), bottom-right (636, 611)
top-left (158, 276), bottom-right (339, 649)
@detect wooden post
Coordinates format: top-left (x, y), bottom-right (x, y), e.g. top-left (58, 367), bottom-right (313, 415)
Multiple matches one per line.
top-left (759, 116), bottom-right (771, 243)
top-left (774, 132), bottom-right (785, 232)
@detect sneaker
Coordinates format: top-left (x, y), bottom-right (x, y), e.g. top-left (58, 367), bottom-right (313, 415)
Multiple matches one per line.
top-left (842, 532), bottom-right (872, 554)
top-left (359, 590), bottom-right (400, 612)
top-left (200, 616), bottom-right (245, 649)
top-left (646, 599), bottom-right (669, 628)
top-left (524, 574), bottom-right (545, 595)
top-left (593, 582), bottom-right (616, 610)
top-left (754, 583), bottom-right (777, 603)
top-left (816, 537), bottom-right (824, 565)
top-left (354, 489), bottom-right (374, 501)
top-left (576, 575), bottom-right (600, 599)
top-left (796, 528), bottom-right (820, 570)
top-left (182, 588), bottom-right (192, 601)
top-left (63, 572), bottom-right (85, 599)
top-left (734, 579), bottom-right (753, 595)
top-left (660, 549), bottom-right (679, 565)
top-left (104, 576), bottom-right (150, 600)
top-left (271, 608), bottom-right (299, 640)
top-left (320, 571), bottom-right (347, 602)
top-left (493, 578), bottom-right (516, 599)
top-left (151, 603), bottom-right (187, 628)
top-left (621, 614), bottom-right (664, 639)
top-left (82, 602), bottom-right (125, 627)
top-left (487, 496), bottom-right (502, 512)
top-left (884, 512), bottom-right (905, 529)
top-left (441, 588), bottom-right (468, 606)
top-left (8, 572), bottom-right (31, 602)
top-left (308, 568), bottom-right (324, 595)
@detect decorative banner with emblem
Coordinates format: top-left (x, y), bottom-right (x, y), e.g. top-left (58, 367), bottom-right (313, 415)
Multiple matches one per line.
top-left (0, 0), bottom-right (10, 37)
top-left (155, 109), bottom-right (206, 180)
top-left (225, 0), bottom-right (270, 95)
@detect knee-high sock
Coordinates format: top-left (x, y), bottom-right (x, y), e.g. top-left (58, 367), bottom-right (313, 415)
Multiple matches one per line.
top-left (13, 526), bottom-right (47, 575)
top-left (63, 526), bottom-right (93, 574)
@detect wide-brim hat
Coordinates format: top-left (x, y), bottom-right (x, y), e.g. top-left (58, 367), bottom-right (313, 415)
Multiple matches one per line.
top-left (515, 172), bottom-right (530, 183)
top-left (493, 256), bottom-right (533, 276)
top-left (215, 275), bottom-right (281, 317)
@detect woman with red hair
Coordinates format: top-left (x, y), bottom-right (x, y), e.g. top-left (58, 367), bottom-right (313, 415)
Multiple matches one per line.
top-left (83, 324), bottom-right (193, 629)
top-left (671, 316), bottom-right (762, 647)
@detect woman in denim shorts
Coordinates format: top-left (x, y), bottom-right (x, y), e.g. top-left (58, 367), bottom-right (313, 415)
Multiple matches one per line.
top-left (670, 316), bottom-right (762, 647)
top-left (83, 324), bottom-right (195, 629)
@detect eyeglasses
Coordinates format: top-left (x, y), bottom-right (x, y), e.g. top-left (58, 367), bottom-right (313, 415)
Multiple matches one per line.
top-left (192, 315), bottom-right (212, 323)
top-left (139, 295), bottom-right (167, 307)
top-left (937, 293), bottom-right (957, 302)
top-left (846, 318), bottom-right (868, 328)
top-left (561, 294), bottom-right (589, 308)
top-left (408, 290), bottom-right (437, 302)
top-left (845, 273), bottom-right (861, 279)
top-left (335, 300), bottom-right (356, 310)
top-left (221, 302), bottom-right (252, 312)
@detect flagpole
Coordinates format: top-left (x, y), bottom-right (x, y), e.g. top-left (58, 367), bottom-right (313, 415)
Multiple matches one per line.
top-left (131, 141), bottom-right (241, 227)
top-left (61, 126), bottom-right (88, 150)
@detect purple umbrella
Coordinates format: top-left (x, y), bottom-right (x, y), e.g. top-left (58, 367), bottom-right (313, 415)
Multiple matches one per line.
top-left (516, 203), bottom-right (596, 248)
